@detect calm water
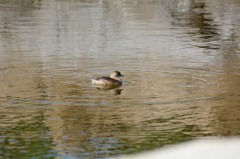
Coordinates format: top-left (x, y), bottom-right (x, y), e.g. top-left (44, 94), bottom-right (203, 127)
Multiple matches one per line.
top-left (1, 0), bottom-right (240, 158)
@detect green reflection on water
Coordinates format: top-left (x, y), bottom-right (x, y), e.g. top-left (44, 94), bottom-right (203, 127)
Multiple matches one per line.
top-left (0, 114), bottom-right (57, 159)
top-left (117, 124), bottom-right (201, 155)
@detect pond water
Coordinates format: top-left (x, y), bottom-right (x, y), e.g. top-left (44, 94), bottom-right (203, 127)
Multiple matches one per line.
top-left (1, 0), bottom-right (240, 158)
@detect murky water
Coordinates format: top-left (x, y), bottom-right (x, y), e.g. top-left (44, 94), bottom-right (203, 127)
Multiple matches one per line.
top-left (1, 0), bottom-right (240, 158)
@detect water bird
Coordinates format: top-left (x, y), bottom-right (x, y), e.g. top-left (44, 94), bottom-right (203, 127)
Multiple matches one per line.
top-left (91, 71), bottom-right (124, 88)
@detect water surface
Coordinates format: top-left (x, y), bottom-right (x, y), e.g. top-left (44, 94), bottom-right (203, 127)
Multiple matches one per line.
top-left (1, 0), bottom-right (240, 158)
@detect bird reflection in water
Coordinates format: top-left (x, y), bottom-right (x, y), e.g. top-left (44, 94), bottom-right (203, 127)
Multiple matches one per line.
top-left (95, 85), bottom-right (123, 95)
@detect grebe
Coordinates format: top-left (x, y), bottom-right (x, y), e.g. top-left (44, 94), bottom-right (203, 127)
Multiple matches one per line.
top-left (92, 71), bottom-right (123, 87)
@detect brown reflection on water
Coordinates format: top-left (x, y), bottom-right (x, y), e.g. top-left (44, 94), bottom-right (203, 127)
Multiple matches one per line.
top-left (210, 49), bottom-right (240, 136)
top-left (1, 0), bottom-right (240, 158)
top-left (170, 0), bottom-right (221, 50)
top-left (168, 0), bottom-right (240, 136)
